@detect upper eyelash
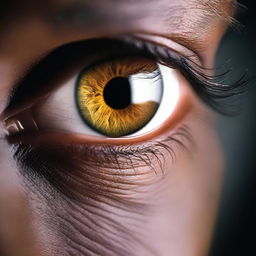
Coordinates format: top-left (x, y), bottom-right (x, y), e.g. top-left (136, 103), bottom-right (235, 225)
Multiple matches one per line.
top-left (179, 60), bottom-right (248, 115)
top-left (122, 36), bottom-right (249, 115)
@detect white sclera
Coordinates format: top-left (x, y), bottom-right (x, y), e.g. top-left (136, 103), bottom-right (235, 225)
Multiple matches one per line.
top-left (36, 76), bottom-right (101, 136)
top-left (128, 64), bottom-right (180, 137)
top-left (129, 69), bottom-right (162, 104)
top-left (37, 64), bottom-right (180, 137)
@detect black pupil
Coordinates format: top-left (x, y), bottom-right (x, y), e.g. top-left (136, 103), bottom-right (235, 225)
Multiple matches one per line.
top-left (103, 77), bottom-right (132, 109)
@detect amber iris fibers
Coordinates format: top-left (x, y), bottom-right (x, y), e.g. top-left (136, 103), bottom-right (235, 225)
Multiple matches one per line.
top-left (76, 57), bottom-right (162, 137)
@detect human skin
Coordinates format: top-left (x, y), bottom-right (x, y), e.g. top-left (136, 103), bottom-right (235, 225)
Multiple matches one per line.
top-left (0, 1), bottom-right (236, 256)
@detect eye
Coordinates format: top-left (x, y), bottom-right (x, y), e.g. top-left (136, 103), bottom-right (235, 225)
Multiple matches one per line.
top-left (32, 56), bottom-right (180, 139)
top-left (7, 37), bottom-right (238, 143)
top-left (2, 37), bottom-right (246, 143)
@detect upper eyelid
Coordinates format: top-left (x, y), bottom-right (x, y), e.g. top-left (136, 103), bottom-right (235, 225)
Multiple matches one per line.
top-left (1, 36), bottom-right (247, 120)
top-left (120, 35), bottom-right (202, 64)
top-left (1, 38), bottom-right (191, 118)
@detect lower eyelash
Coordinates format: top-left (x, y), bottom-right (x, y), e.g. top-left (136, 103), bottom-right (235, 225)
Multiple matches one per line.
top-left (96, 125), bottom-right (192, 174)
top-left (11, 125), bottom-right (192, 203)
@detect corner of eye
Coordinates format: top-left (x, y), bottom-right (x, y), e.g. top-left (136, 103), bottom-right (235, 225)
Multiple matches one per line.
top-left (1, 109), bottom-right (39, 136)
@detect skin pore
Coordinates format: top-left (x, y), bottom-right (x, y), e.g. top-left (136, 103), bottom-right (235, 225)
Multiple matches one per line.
top-left (0, 1), bottom-right (237, 256)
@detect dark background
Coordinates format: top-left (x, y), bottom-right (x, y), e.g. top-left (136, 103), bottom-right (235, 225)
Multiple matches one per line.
top-left (210, 0), bottom-right (256, 255)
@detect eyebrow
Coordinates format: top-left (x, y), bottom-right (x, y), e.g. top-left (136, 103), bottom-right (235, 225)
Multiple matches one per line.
top-left (46, 0), bottom-right (237, 29)
top-left (1, 0), bottom-right (237, 58)
top-left (41, 0), bottom-right (237, 53)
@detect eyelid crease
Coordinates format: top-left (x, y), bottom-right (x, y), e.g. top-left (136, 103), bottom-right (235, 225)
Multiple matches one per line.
top-left (119, 34), bottom-right (202, 64)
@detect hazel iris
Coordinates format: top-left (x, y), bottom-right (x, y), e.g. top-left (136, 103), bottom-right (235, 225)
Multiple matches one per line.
top-left (76, 57), bottom-right (163, 137)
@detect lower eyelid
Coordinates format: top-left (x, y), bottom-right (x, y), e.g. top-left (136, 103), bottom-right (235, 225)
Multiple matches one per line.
top-left (11, 124), bottom-right (192, 201)
top-left (9, 120), bottom-right (193, 173)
